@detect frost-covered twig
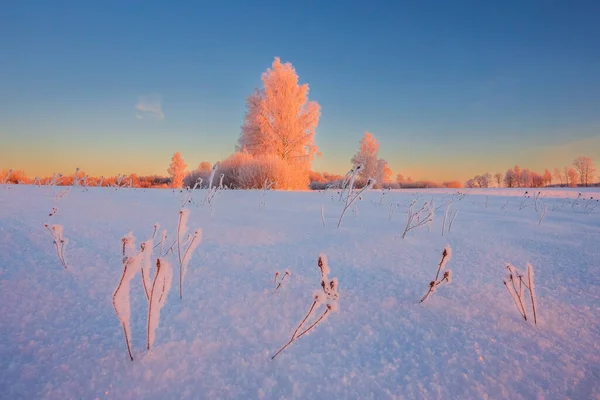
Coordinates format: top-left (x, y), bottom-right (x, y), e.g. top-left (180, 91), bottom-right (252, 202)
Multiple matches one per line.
top-left (321, 204), bottom-right (325, 227)
top-left (147, 258), bottom-right (173, 350)
top-left (538, 204), bottom-right (548, 226)
top-left (44, 224), bottom-right (68, 269)
top-left (389, 202), bottom-right (399, 221)
top-left (339, 164), bottom-right (363, 203)
top-left (271, 254), bottom-right (339, 359)
top-left (175, 209), bottom-right (202, 299)
top-left (113, 233), bottom-right (143, 360)
top-left (420, 246), bottom-right (452, 303)
top-left (447, 208), bottom-right (459, 233)
top-left (337, 177), bottom-right (375, 229)
top-left (519, 191), bottom-right (533, 210)
top-left (503, 263), bottom-right (537, 324)
top-left (527, 264), bottom-right (537, 324)
top-left (180, 178), bottom-right (202, 208)
top-left (401, 200), bottom-right (433, 239)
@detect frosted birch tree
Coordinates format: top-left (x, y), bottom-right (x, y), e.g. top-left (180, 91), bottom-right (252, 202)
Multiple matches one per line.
top-left (351, 132), bottom-right (380, 182)
top-left (168, 152), bottom-right (187, 189)
top-left (237, 57), bottom-right (321, 189)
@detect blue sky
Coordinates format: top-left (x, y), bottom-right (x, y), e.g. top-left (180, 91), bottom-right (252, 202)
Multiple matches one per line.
top-left (1, 1), bottom-right (599, 181)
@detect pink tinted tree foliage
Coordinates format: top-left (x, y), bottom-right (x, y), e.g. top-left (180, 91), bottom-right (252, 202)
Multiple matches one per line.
top-left (168, 152), bottom-right (187, 189)
top-left (237, 57), bottom-right (321, 189)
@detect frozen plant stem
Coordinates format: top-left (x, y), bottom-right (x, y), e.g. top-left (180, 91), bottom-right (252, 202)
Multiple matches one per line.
top-left (420, 246), bottom-right (452, 303)
top-left (337, 177), bottom-right (375, 228)
top-left (44, 224), bottom-right (67, 269)
top-left (527, 264), bottom-right (538, 324)
top-left (402, 200), bottom-right (433, 239)
top-left (271, 254), bottom-right (339, 359)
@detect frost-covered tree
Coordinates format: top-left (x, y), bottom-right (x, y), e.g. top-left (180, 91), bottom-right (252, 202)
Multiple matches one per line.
top-left (351, 132), bottom-right (380, 181)
top-left (567, 167), bottom-right (579, 187)
top-left (543, 169), bottom-right (552, 186)
top-left (375, 159), bottom-right (392, 188)
top-left (553, 168), bottom-right (563, 186)
top-left (514, 165), bottom-right (522, 187)
top-left (168, 152), bottom-right (187, 188)
top-left (494, 172), bottom-right (503, 187)
top-left (465, 173), bottom-right (491, 188)
top-left (572, 156), bottom-right (596, 187)
top-left (504, 168), bottom-right (517, 188)
top-left (237, 57), bottom-right (321, 189)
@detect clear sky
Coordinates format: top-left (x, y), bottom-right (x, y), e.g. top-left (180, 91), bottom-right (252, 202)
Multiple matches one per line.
top-left (1, 0), bottom-right (600, 182)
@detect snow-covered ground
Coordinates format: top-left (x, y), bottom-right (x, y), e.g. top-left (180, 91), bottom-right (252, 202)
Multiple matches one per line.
top-left (1, 185), bottom-right (599, 399)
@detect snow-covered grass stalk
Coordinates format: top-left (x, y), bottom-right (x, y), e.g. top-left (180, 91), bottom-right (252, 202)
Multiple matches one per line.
top-left (113, 233), bottom-right (143, 361)
top-left (378, 188), bottom-right (390, 205)
top-left (389, 202), bottom-right (399, 221)
top-left (203, 172), bottom-right (225, 215)
top-left (321, 204), bottom-right (325, 227)
top-left (339, 164), bottom-right (363, 202)
top-left (420, 246), bottom-right (452, 303)
top-left (273, 270), bottom-right (291, 293)
top-left (442, 202), bottom-right (451, 236)
top-left (176, 209), bottom-right (189, 298)
top-left (533, 192), bottom-right (542, 212)
top-left (180, 178), bottom-right (202, 208)
top-left (503, 263), bottom-right (538, 324)
top-left (583, 196), bottom-right (599, 214)
top-left (401, 200), bottom-right (433, 239)
top-left (538, 204), bottom-right (548, 226)
top-left (527, 264), bottom-right (537, 324)
top-left (519, 191), bottom-right (532, 210)
top-left (174, 209), bottom-right (202, 299)
top-left (271, 254), bottom-right (339, 359)
top-left (140, 238), bottom-right (154, 302)
top-left (337, 177), bottom-right (375, 229)
top-left (147, 258), bottom-right (173, 350)
top-left (447, 208), bottom-right (459, 233)
top-left (44, 224), bottom-right (68, 269)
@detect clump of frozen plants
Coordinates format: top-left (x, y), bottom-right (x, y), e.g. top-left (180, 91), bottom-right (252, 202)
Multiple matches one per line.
top-left (402, 200), bottom-right (434, 239)
top-left (271, 254), bottom-right (339, 359)
top-left (503, 263), bottom-right (538, 324)
top-left (420, 246), bottom-right (452, 303)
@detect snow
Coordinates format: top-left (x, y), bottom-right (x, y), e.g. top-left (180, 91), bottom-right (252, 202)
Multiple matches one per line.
top-left (1, 186), bottom-right (599, 399)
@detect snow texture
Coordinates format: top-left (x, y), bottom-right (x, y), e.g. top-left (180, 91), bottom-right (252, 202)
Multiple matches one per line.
top-left (1, 186), bottom-right (600, 399)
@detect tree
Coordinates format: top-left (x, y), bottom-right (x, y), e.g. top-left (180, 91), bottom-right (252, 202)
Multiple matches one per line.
top-left (375, 159), bottom-right (392, 188)
top-left (465, 173), bottom-right (491, 188)
top-left (520, 168), bottom-right (532, 188)
top-left (504, 168), bottom-right (516, 188)
top-left (572, 156), bottom-right (596, 187)
top-left (443, 181), bottom-right (463, 188)
top-left (396, 174), bottom-right (405, 185)
top-left (514, 165), bottom-right (522, 187)
top-left (237, 57), bottom-right (321, 189)
top-left (494, 172), bottom-right (503, 187)
top-left (543, 169), bottom-right (552, 186)
top-left (531, 172), bottom-right (544, 188)
top-left (351, 132), bottom-right (380, 181)
top-left (553, 168), bottom-right (563, 186)
top-left (567, 167), bottom-right (579, 187)
top-left (168, 152), bottom-right (187, 188)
